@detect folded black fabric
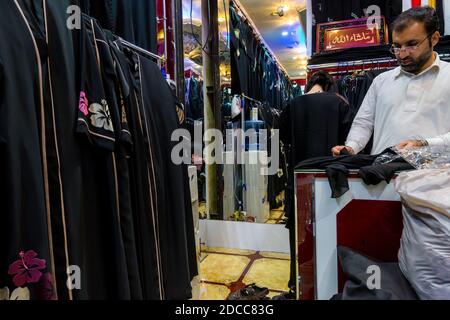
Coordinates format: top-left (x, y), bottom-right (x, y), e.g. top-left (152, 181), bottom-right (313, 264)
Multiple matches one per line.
top-left (359, 162), bottom-right (414, 185)
top-left (326, 164), bottom-right (349, 198)
top-left (296, 148), bottom-right (414, 198)
top-left (336, 246), bottom-right (419, 300)
top-left (296, 153), bottom-right (376, 170)
top-left (296, 153), bottom-right (375, 198)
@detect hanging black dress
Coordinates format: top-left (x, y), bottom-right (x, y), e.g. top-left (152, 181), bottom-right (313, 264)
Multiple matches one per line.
top-left (0, 0), bottom-right (54, 301)
top-left (136, 56), bottom-right (198, 299)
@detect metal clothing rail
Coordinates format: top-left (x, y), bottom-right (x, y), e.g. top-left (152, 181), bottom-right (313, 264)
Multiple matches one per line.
top-left (240, 94), bottom-right (262, 105)
top-left (440, 53), bottom-right (450, 61)
top-left (308, 53), bottom-right (450, 70)
top-left (308, 57), bottom-right (397, 70)
top-left (119, 38), bottom-right (165, 68)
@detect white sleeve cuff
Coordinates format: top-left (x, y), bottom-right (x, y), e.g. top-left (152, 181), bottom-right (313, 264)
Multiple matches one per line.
top-left (346, 141), bottom-right (363, 154)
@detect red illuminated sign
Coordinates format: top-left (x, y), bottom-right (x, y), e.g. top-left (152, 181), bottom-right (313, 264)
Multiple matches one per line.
top-left (316, 17), bottom-right (388, 53)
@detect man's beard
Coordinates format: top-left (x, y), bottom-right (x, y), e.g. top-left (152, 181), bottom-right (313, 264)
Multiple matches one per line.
top-left (398, 45), bottom-right (433, 74)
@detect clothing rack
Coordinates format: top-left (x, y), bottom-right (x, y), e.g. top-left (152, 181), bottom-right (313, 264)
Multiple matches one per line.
top-left (307, 57), bottom-right (398, 78)
top-left (82, 13), bottom-right (164, 67)
top-left (308, 53), bottom-right (450, 75)
top-left (185, 67), bottom-right (203, 80)
top-left (240, 94), bottom-right (262, 105)
top-left (308, 57), bottom-right (397, 71)
top-left (231, 0), bottom-right (290, 80)
top-left (119, 38), bottom-right (164, 68)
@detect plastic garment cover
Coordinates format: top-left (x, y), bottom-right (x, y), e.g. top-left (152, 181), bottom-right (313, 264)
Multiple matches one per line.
top-left (373, 148), bottom-right (404, 165)
top-left (394, 146), bottom-right (450, 170)
top-left (395, 169), bottom-right (450, 300)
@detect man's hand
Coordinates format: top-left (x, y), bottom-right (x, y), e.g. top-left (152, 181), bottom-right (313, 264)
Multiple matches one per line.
top-left (396, 140), bottom-right (427, 150)
top-left (331, 146), bottom-right (355, 157)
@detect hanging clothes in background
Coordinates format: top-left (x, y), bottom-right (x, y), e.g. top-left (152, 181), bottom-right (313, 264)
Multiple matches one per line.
top-left (185, 76), bottom-right (204, 120)
top-left (291, 84), bottom-right (303, 99)
top-left (337, 70), bottom-right (388, 119)
top-left (435, 0), bottom-right (446, 35)
top-left (257, 104), bottom-right (287, 210)
top-left (80, 0), bottom-right (158, 54)
top-left (230, 0), bottom-right (292, 109)
top-left (0, 0), bottom-right (196, 301)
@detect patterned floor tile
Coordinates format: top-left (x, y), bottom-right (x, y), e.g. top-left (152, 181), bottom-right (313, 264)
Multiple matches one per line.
top-left (243, 259), bottom-right (290, 292)
top-left (200, 254), bottom-right (250, 284)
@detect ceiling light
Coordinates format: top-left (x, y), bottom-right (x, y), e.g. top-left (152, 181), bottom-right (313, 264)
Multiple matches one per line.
top-left (287, 19), bottom-right (296, 26)
top-left (274, 4), bottom-right (289, 17)
top-left (282, 31), bottom-right (289, 36)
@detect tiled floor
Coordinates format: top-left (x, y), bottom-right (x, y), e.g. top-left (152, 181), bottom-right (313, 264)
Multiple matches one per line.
top-left (193, 246), bottom-right (290, 300)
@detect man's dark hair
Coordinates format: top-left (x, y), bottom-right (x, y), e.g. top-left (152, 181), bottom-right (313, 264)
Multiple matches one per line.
top-left (391, 6), bottom-right (439, 35)
top-left (305, 71), bottom-right (336, 93)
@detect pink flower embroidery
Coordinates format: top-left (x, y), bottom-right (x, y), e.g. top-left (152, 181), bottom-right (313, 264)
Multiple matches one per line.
top-left (8, 251), bottom-right (46, 287)
top-left (79, 91), bottom-right (89, 116)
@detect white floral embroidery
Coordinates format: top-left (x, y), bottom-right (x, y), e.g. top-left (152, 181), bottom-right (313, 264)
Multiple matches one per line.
top-left (0, 287), bottom-right (30, 300)
top-left (89, 99), bottom-right (113, 132)
top-left (0, 287), bottom-right (9, 300)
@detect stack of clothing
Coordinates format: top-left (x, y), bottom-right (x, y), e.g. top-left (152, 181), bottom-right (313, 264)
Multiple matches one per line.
top-left (296, 148), bottom-right (414, 199)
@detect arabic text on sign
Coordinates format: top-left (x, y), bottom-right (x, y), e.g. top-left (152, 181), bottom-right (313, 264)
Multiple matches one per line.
top-left (330, 31), bottom-right (374, 45)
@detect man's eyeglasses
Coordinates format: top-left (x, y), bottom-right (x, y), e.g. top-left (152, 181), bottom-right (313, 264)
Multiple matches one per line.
top-left (390, 34), bottom-right (433, 55)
